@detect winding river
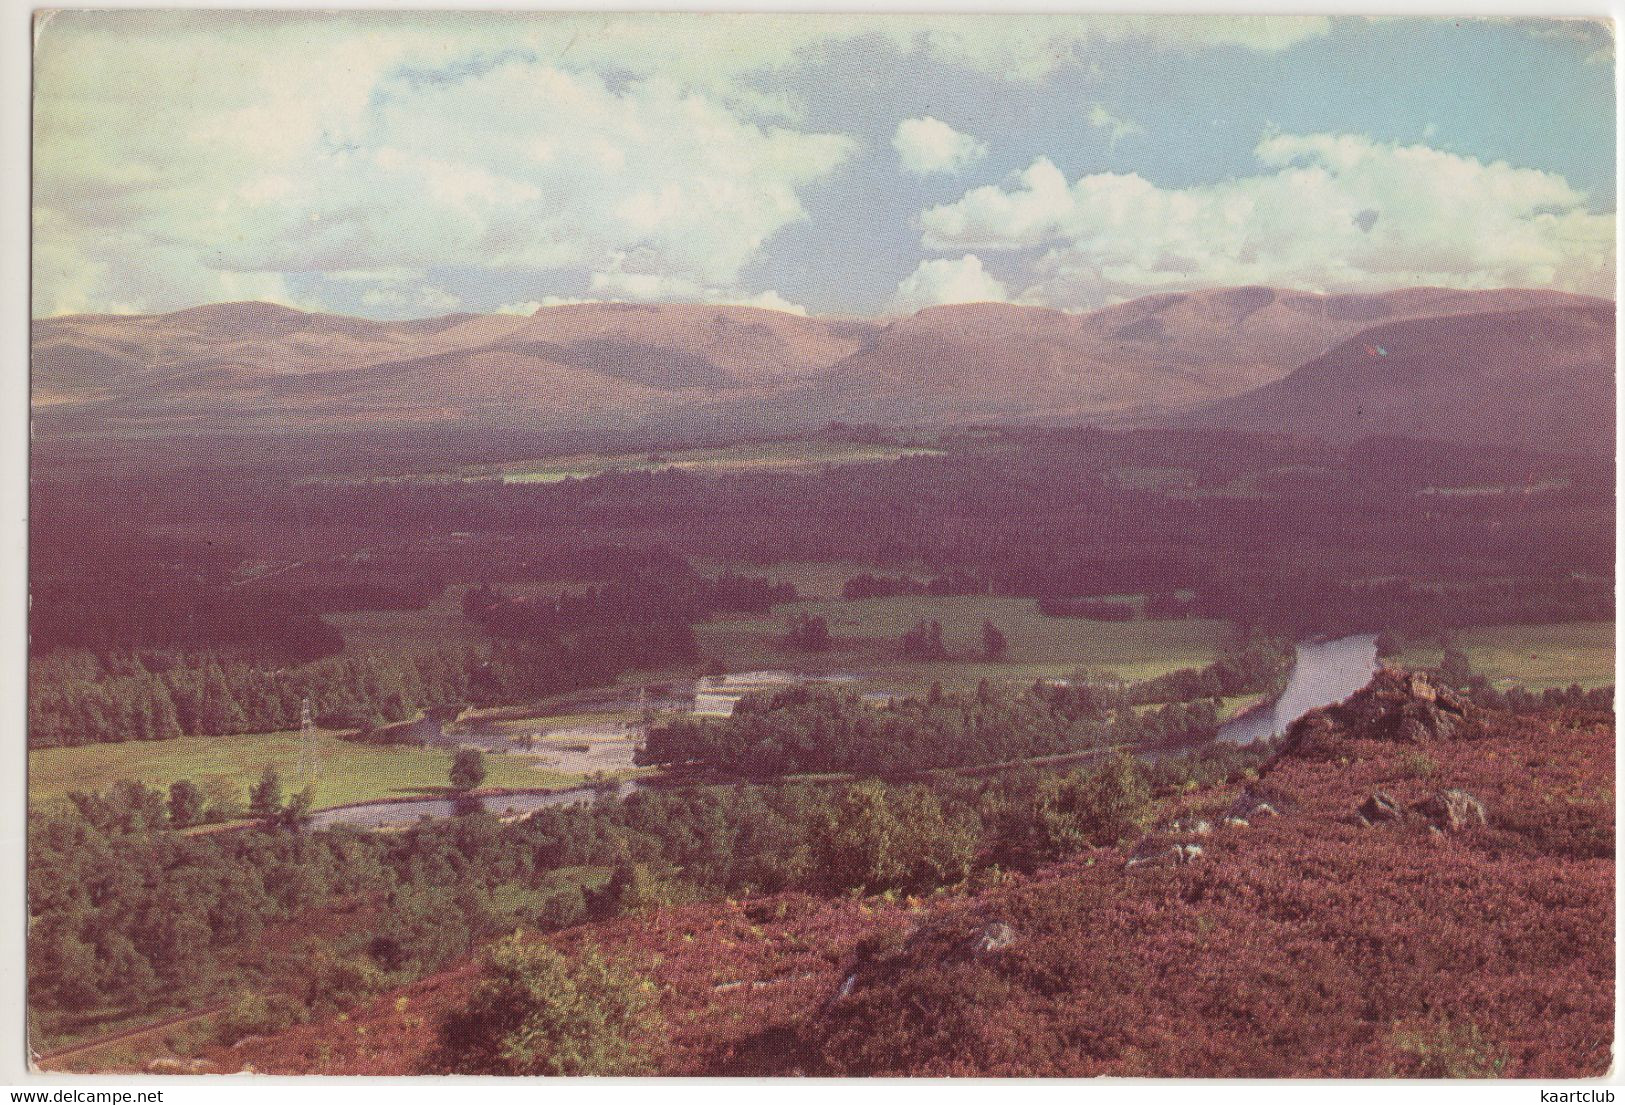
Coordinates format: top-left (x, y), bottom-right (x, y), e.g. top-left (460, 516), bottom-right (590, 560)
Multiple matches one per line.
top-left (1216, 633), bottom-right (1379, 745)
top-left (309, 635), bottom-right (1379, 828)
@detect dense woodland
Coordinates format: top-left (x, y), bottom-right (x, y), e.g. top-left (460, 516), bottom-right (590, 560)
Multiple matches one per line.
top-left (29, 425), bottom-right (1609, 753)
top-left (639, 635), bottom-right (1290, 777)
top-left (33, 426), bottom-right (1612, 637)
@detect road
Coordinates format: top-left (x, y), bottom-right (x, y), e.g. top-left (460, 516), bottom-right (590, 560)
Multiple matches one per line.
top-left (31, 1001), bottom-right (229, 1069)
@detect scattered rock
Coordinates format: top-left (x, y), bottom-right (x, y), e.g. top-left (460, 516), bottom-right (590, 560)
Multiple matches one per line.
top-left (1414, 788), bottom-right (1487, 833)
top-left (1226, 787), bottom-right (1288, 821)
top-left (1127, 841), bottom-right (1204, 869)
top-left (1167, 817), bottom-right (1213, 836)
top-left (1356, 790), bottom-right (1405, 826)
top-left (822, 971), bottom-right (859, 1010)
top-left (966, 922), bottom-right (1018, 956)
top-left (1222, 817), bottom-right (1250, 829)
top-left (146, 1058), bottom-right (186, 1074)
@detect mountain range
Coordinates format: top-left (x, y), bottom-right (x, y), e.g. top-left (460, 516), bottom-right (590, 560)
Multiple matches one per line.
top-left (31, 286), bottom-right (1614, 454)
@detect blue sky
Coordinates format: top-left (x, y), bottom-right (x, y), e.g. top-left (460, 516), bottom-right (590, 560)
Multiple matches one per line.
top-left (32, 13), bottom-right (1616, 318)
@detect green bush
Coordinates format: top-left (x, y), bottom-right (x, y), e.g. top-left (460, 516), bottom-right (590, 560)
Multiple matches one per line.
top-left (431, 935), bottom-right (658, 1075)
top-left (216, 990), bottom-right (309, 1045)
top-left (1389, 1018), bottom-right (1508, 1078)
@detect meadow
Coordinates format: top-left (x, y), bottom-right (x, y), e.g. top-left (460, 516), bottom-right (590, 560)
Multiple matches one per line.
top-left (29, 730), bottom-right (584, 814)
top-left (1387, 621), bottom-right (1615, 690)
top-left (689, 595), bottom-right (1232, 692)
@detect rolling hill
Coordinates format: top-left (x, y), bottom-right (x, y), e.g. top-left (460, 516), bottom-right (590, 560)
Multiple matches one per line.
top-left (804, 286), bottom-right (1602, 424)
top-left (1182, 299), bottom-right (1615, 455)
top-left (30, 287), bottom-right (1614, 452)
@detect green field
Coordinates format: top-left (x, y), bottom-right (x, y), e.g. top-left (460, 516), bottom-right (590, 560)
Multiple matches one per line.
top-left (1388, 621), bottom-right (1615, 690)
top-left (692, 557), bottom-right (924, 601)
top-left (690, 595), bottom-right (1231, 692)
top-left (30, 731), bottom-right (584, 814)
top-left (479, 439), bottom-right (944, 484)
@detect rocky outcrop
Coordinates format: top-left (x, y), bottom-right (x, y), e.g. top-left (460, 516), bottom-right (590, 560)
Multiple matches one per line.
top-left (1356, 791), bottom-right (1406, 826)
top-left (1414, 789), bottom-right (1487, 833)
top-left (1278, 669), bottom-right (1474, 762)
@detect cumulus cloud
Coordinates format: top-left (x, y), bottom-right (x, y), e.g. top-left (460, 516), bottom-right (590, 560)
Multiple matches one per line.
top-left (888, 255), bottom-right (1009, 314)
top-left (897, 15), bottom-right (1333, 81)
top-left (582, 255), bottom-right (808, 314)
top-left (892, 117), bottom-right (989, 176)
top-left (918, 133), bottom-right (1615, 308)
top-left (32, 18), bottom-right (853, 317)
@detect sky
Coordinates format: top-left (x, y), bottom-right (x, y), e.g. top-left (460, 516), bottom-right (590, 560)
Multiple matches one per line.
top-left (31, 12), bottom-right (1618, 319)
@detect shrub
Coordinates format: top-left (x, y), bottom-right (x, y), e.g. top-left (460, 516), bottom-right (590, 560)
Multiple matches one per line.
top-left (216, 990), bottom-right (309, 1045)
top-left (535, 884), bottom-right (589, 930)
top-left (1396, 749), bottom-right (1438, 779)
top-left (1389, 1017), bottom-right (1509, 1078)
top-left (431, 935), bottom-right (658, 1075)
top-left (812, 781), bottom-right (980, 895)
top-left (1072, 754), bottom-right (1153, 846)
top-left (450, 749), bottom-right (487, 792)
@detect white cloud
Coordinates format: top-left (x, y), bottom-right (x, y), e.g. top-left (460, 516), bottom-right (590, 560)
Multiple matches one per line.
top-left (722, 290), bottom-right (809, 316)
top-left (888, 255), bottom-right (1009, 314)
top-left (895, 15), bottom-right (1333, 82)
top-left (1086, 104), bottom-right (1144, 149)
top-left (892, 117), bottom-right (988, 176)
top-left (919, 133), bottom-right (1615, 309)
top-left (32, 19), bottom-right (854, 316)
top-left (582, 254), bottom-right (808, 314)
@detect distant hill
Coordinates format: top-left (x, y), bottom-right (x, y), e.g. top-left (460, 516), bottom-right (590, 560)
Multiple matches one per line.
top-left (31, 288), bottom-right (1613, 451)
top-left (31, 301), bottom-right (880, 434)
top-left (1181, 299), bottom-right (1615, 456)
top-left (808, 286), bottom-right (1601, 424)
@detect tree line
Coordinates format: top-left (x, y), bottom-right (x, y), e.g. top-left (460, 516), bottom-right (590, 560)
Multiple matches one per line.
top-left (28, 649), bottom-right (470, 749)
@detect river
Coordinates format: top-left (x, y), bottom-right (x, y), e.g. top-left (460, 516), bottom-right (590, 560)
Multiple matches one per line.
top-left (307, 778), bottom-right (645, 831)
top-left (1216, 633), bottom-right (1379, 745)
top-left (309, 637), bottom-right (1378, 828)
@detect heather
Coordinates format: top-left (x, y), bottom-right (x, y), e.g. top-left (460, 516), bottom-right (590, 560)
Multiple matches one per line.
top-left (806, 675), bottom-right (1614, 1077)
